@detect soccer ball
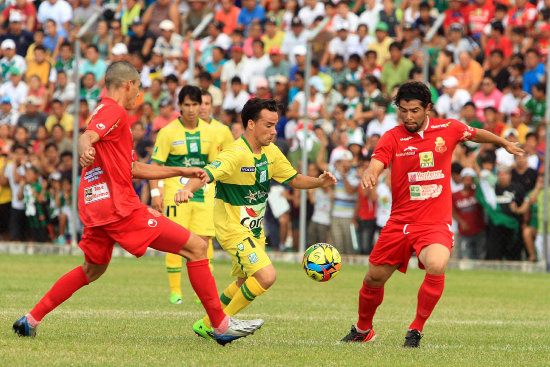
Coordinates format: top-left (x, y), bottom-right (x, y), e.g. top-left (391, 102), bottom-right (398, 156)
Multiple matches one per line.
top-left (302, 243), bottom-right (342, 282)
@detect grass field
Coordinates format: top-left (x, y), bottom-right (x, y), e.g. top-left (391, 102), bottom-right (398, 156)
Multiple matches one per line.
top-left (1, 254), bottom-right (549, 366)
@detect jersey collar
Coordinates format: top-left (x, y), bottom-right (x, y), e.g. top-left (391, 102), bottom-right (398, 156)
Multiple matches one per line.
top-left (241, 135), bottom-right (254, 153)
top-left (417, 117), bottom-right (430, 139)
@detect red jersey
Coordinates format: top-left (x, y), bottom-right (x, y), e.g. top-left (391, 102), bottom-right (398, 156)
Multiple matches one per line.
top-left (78, 97), bottom-right (141, 227)
top-left (507, 3), bottom-right (537, 28)
top-left (452, 189), bottom-right (485, 235)
top-left (465, 3), bottom-right (494, 36)
top-left (485, 36), bottom-right (513, 58)
top-left (371, 118), bottom-right (477, 225)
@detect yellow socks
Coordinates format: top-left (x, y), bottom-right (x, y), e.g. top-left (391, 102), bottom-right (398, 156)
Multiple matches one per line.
top-left (166, 253), bottom-right (183, 296)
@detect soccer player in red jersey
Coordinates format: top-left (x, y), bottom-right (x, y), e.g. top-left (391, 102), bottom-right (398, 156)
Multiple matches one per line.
top-left (12, 62), bottom-right (263, 345)
top-left (341, 82), bottom-right (524, 347)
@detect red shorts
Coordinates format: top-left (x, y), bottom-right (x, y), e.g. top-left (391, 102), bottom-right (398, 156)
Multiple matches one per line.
top-left (79, 205), bottom-right (191, 265)
top-left (369, 220), bottom-right (454, 273)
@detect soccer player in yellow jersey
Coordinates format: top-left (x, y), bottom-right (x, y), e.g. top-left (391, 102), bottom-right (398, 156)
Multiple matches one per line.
top-left (175, 98), bottom-right (337, 338)
top-left (199, 90), bottom-right (234, 151)
top-left (150, 86), bottom-right (220, 305)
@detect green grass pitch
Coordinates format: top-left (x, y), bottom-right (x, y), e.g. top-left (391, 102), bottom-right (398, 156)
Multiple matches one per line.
top-left (1, 254), bottom-right (549, 366)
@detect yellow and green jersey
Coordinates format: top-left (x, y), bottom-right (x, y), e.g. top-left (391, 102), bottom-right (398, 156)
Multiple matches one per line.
top-left (204, 136), bottom-right (298, 243)
top-left (151, 118), bottom-right (220, 203)
top-left (206, 118), bottom-right (235, 151)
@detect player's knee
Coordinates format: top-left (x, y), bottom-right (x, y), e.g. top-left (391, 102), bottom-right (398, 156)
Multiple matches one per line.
top-left (81, 263), bottom-right (108, 283)
top-left (364, 272), bottom-right (387, 287)
top-left (424, 260), bottom-right (447, 275)
top-left (180, 234), bottom-right (208, 261)
top-left (254, 266), bottom-right (276, 289)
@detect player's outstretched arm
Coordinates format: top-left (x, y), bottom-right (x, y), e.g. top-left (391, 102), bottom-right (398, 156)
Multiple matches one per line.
top-left (78, 130), bottom-right (100, 168)
top-left (132, 162), bottom-right (207, 181)
top-left (288, 171), bottom-right (337, 189)
top-left (361, 158), bottom-right (385, 189)
top-left (472, 129), bottom-right (525, 156)
top-left (174, 176), bottom-right (212, 204)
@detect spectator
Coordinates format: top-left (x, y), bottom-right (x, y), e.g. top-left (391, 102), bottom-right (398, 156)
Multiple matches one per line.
top-left (0, 66), bottom-right (28, 112)
top-left (79, 72), bottom-right (100, 111)
top-left (484, 21), bottom-right (512, 61)
top-left (142, 0), bottom-right (179, 38)
top-left (19, 165), bottom-right (49, 242)
top-left (323, 21), bottom-right (361, 67)
top-left (401, 23), bottom-right (421, 58)
top-left (333, 0), bottom-right (360, 33)
top-left (298, 0), bottom-right (325, 28)
top-left (37, 0), bottom-right (72, 35)
top-left (524, 82), bottom-right (546, 126)
top-left (507, 0), bottom-right (537, 29)
top-left (1, 38), bottom-right (27, 79)
top-left (204, 47), bottom-right (227, 89)
top-left (281, 16), bottom-right (308, 66)
top-left (287, 76), bottom-right (326, 122)
top-left (484, 50), bottom-right (510, 92)
top-left (77, 98), bottom-right (90, 131)
top-left (262, 17), bottom-right (285, 54)
top-left (143, 78), bottom-right (166, 116)
top-left (524, 132), bottom-right (540, 170)
top-left (472, 76), bottom-right (503, 123)
top-left (152, 98), bottom-right (180, 132)
top-left (307, 163), bottom-right (332, 245)
top-left (523, 48), bottom-right (545, 94)
top-left (0, 11), bottom-right (34, 57)
top-left (446, 23), bottom-right (479, 64)
top-left (448, 51), bottom-right (483, 96)
top-left (0, 0), bottom-right (36, 33)
top-left (460, 101), bottom-right (483, 129)
top-left (521, 174), bottom-right (544, 261)
top-left (0, 96), bottom-right (19, 133)
top-left (79, 45), bottom-right (107, 86)
top-left (198, 72), bottom-right (222, 115)
top-left (215, 0), bottom-right (241, 35)
top-left (111, 43), bottom-right (130, 64)
top-left (368, 22), bottom-right (393, 67)
top-left (485, 106), bottom-right (508, 138)
top-left (54, 42), bottom-right (76, 80)
top-left (499, 80), bottom-right (529, 118)
top-left (26, 46), bottom-right (56, 88)
top-left (91, 20), bottom-right (112, 61)
top-left (237, 0), bottom-right (265, 34)
top-left (220, 43), bottom-right (248, 92)
top-left (73, 0), bottom-right (101, 34)
top-left (125, 18), bottom-right (154, 60)
top-left (512, 154), bottom-right (538, 193)
top-left (245, 39), bottom-right (271, 93)
top-left (1, 143), bottom-right (28, 241)
top-left (43, 19), bottom-right (67, 61)
top-left (265, 47), bottom-right (290, 90)
top-left (464, 0), bottom-right (494, 41)
top-left (443, 0), bottom-right (468, 35)
top-left (153, 20), bottom-right (183, 63)
top-left (378, 0), bottom-right (400, 38)
top-left (358, 0), bottom-right (383, 36)
top-left (222, 76), bottom-right (250, 114)
top-left (330, 149), bottom-right (359, 255)
top-left (503, 108), bottom-right (530, 144)
top-left (366, 100), bottom-right (397, 139)
top-left (452, 168), bottom-right (486, 259)
top-left (17, 97), bottom-right (46, 139)
top-left (381, 41), bottom-right (414, 94)
top-left (355, 159), bottom-right (377, 255)
top-left (495, 128), bottom-right (519, 168)
top-left (49, 124), bottom-right (72, 154)
top-left (45, 100), bottom-right (73, 133)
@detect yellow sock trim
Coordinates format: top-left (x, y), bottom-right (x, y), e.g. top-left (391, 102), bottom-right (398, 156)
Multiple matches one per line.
top-left (223, 277), bottom-right (266, 317)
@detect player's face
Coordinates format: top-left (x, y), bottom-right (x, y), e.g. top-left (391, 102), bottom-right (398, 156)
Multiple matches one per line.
top-left (125, 79), bottom-right (141, 109)
top-left (199, 95), bottom-right (212, 120)
top-left (397, 99), bottom-right (429, 133)
top-left (251, 109), bottom-right (278, 146)
top-left (180, 95), bottom-right (200, 124)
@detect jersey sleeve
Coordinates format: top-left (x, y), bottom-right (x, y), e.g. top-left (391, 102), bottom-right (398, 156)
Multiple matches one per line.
top-left (451, 119), bottom-right (477, 143)
top-left (151, 128), bottom-right (171, 164)
top-left (371, 130), bottom-right (397, 169)
top-left (219, 127), bottom-right (235, 151)
top-left (203, 147), bottom-right (241, 182)
top-left (86, 103), bottom-right (125, 141)
top-left (271, 146), bottom-right (298, 184)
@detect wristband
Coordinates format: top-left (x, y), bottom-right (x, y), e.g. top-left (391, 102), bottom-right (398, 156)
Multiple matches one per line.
top-left (158, 180), bottom-right (164, 188)
top-left (150, 188), bottom-right (160, 198)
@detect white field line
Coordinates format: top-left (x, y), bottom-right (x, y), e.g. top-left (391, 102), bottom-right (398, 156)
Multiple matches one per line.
top-left (1, 309), bottom-right (549, 327)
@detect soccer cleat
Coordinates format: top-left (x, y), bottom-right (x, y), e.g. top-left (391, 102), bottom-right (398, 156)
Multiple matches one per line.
top-left (193, 319), bottom-right (214, 340)
top-left (341, 325), bottom-right (376, 342)
top-left (213, 317), bottom-right (264, 346)
top-left (170, 292), bottom-right (182, 305)
top-left (13, 316), bottom-right (36, 337)
top-left (403, 329), bottom-right (423, 348)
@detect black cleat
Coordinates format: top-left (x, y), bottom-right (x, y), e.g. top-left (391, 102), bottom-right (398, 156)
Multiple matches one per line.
top-left (403, 329), bottom-right (422, 348)
top-left (341, 325), bottom-right (376, 342)
top-left (13, 316), bottom-right (36, 337)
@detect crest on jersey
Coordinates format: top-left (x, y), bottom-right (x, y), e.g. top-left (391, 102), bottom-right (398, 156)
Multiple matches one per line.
top-left (419, 151), bottom-right (434, 168)
top-left (435, 137), bottom-right (447, 153)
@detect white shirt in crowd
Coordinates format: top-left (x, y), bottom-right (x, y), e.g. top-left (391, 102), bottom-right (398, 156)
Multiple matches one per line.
top-left (3, 162), bottom-right (26, 210)
top-left (281, 30), bottom-right (309, 65)
top-left (366, 114), bottom-right (397, 138)
top-left (358, 5), bottom-right (383, 35)
top-left (0, 109), bottom-right (19, 127)
top-left (331, 168), bottom-right (360, 219)
top-left (244, 54), bottom-right (272, 93)
top-left (332, 13), bottom-right (360, 32)
top-left (0, 81), bottom-right (28, 111)
top-left (220, 57), bottom-right (249, 90)
top-left (498, 92), bottom-right (530, 119)
top-left (153, 33), bottom-right (183, 58)
top-left (292, 91), bottom-right (324, 119)
top-left (435, 89), bottom-right (471, 120)
top-left (222, 90), bottom-right (250, 113)
top-left (37, 0), bottom-right (73, 30)
top-left (328, 34), bottom-right (363, 61)
top-left (496, 146), bottom-right (515, 168)
top-left (311, 188), bottom-right (332, 226)
top-left (0, 55), bottom-right (28, 78)
top-left (297, 2), bottom-right (325, 27)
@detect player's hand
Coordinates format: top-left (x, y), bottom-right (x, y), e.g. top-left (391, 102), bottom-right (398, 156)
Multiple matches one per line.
top-left (151, 195), bottom-right (164, 213)
top-left (505, 141), bottom-right (524, 156)
top-left (80, 147), bottom-right (96, 168)
top-left (318, 171), bottom-right (336, 187)
top-left (361, 169), bottom-right (378, 189)
top-left (181, 167), bottom-right (207, 183)
top-left (174, 189), bottom-right (194, 205)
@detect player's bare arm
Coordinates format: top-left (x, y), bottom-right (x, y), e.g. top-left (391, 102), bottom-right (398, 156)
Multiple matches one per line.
top-left (288, 171), bottom-right (337, 189)
top-left (174, 174), bottom-right (213, 204)
top-left (78, 130), bottom-right (100, 168)
top-left (472, 128), bottom-right (525, 156)
top-left (361, 158), bottom-right (385, 189)
top-left (148, 161), bottom-right (164, 212)
top-left (132, 162), bottom-right (207, 181)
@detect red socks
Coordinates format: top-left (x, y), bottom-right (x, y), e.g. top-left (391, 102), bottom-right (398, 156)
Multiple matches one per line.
top-left (29, 266), bottom-right (90, 322)
top-left (409, 273), bottom-right (445, 331)
top-left (186, 259), bottom-right (227, 330)
top-left (356, 282), bottom-right (384, 332)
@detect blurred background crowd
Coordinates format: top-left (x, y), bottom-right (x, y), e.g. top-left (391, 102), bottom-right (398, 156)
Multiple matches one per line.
top-left (0, 0), bottom-right (548, 261)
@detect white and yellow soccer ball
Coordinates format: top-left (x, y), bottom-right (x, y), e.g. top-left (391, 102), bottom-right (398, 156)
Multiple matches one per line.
top-left (302, 243), bottom-right (342, 282)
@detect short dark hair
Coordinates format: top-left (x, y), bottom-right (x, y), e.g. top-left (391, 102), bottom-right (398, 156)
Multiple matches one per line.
top-left (51, 99), bottom-right (63, 105)
top-left (178, 85), bottom-right (202, 104)
top-left (198, 71), bottom-right (213, 81)
top-left (87, 44), bottom-right (99, 53)
top-left (525, 48), bottom-right (540, 57)
top-left (365, 50), bottom-right (377, 58)
top-left (490, 49), bottom-right (504, 58)
top-left (533, 82), bottom-right (546, 93)
top-left (419, 2), bottom-right (430, 10)
top-left (51, 123), bottom-right (65, 132)
top-left (241, 98), bottom-right (279, 128)
top-left (231, 76), bottom-right (242, 85)
top-left (463, 101), bottom-right (476, 109)
top-left (60, 151), bottom-right (73, 160)
top-left (348, 53), bottom-right (361, 63)
top-left (35, 45), bottom-right (46, 52)
top-left (451, 162), bottom-right (463, 175)
top-left (333, 54), bottom-right (345, 63)
top-left (409, 66), bottom-right (423, 79)
top-left (60, 41), bottom-right (72, 49)
top-left (389, 41), bottom-right (403, 51)
top-left (525, 132), bottom-right (537, 141)
top-left (491, 21), bottom-right (504, 33)
top-left (201, 89), bottom-right (212, 99)
top-left (165, 74), bottom-right (179, 83)
top-left (11, 143), bottom-right (27, 154)
top-left (252, 39), bottom-right (264, 48)
top-left (45, 142), bottom-right (58, 151)
top-left (483, 106), bottom-right (497, 113)
top-left (394, 82), bottom-right (432, 108)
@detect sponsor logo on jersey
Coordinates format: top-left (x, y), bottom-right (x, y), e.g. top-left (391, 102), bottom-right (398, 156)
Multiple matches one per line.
top-left (172, 140), bottom-right (186, 146)
top-left (435, 137), bottom-right (447, 153)
top-left (409, 184), bottom-right (443, 200)
top-left (430, 121), bottom-right (452, 129)
top-left (408, 170), bottom-right (445, 182)
top-left (208, 160), bottom-right (221, 169)
top-left (240, 204), bottom-right (266, 232)
top-left (460, 130), bottom-right (472, 142)
top-left (96, 123), bottom-right (105, 130)
top-left (259, 170), bottom-right (267, 183)
top-left (84, 182), bottom-right (110, 204)
top-left (419, 151), bottom-right (434, 168)
top-left (240, 167), bottom-right (256, 172)
top-left (147, 219), bottom-right (158, 227)
top-left (243, 190), bottom-right (267, 203)
top-left (248, 252), bottom-right (259, 264)
top-left (84, 167), bottom-right (103, 183)
top-left (400, 136), bottom-right (413, 141)
top-left (103, 119), bottom-right (120, 137)
top-left (404, 146), bottom-right (418, 152)
top-left (182, 157), bottom-right (206, 167)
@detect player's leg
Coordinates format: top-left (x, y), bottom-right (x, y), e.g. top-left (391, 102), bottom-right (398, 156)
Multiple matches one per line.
top-left (13, 228), bottom-right (113, 337)
top-left (406, 243), bottom-right (450, 347)
top-left (166, 253), bottom-right (184, 304)
top-left (342, 263), bottom-right (398, 342)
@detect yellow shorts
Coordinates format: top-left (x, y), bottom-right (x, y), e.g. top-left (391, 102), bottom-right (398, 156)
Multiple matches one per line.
top-left (164, 200), bottom-right (215, 237)
top-left (221, 236), bottom-right (272, 278)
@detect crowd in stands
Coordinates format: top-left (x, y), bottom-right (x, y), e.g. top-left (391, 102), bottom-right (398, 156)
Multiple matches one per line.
top-left (0, 0), bottom-right (548, 261)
